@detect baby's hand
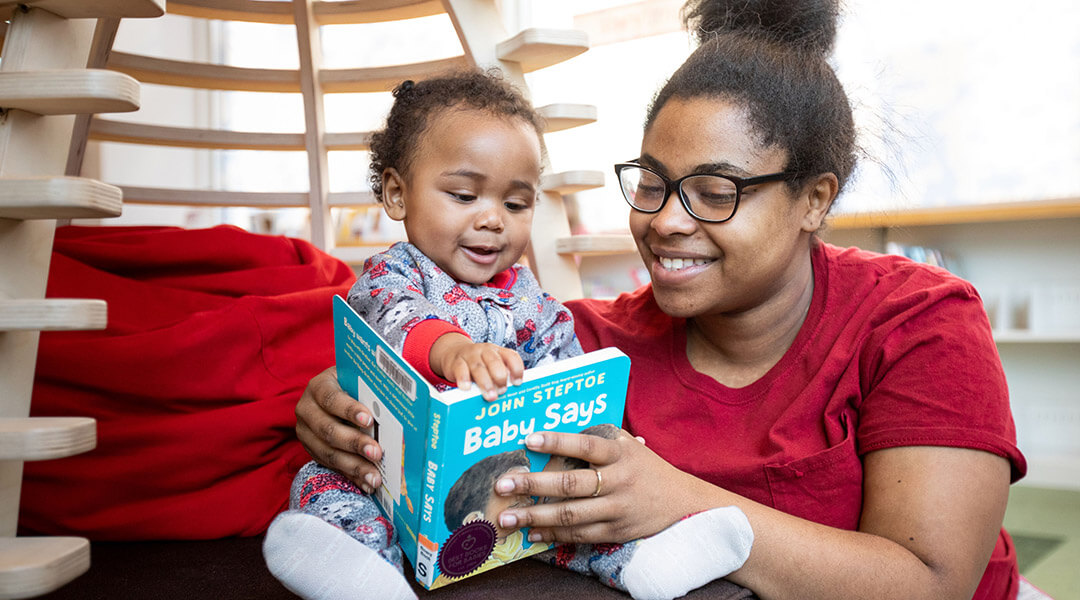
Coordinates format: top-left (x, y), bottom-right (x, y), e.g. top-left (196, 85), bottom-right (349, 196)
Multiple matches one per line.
top-left (431, 334), bottom-right (524, 401)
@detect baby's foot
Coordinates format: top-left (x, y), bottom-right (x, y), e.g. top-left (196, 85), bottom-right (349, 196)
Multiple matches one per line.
top-left (263, 511), bottom-right (416, 600)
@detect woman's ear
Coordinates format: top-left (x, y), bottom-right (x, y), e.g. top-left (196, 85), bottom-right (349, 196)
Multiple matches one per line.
top-left (381, 168), bottom-right (407, 221)
top-left (800, 172), bottom-right (839, 232)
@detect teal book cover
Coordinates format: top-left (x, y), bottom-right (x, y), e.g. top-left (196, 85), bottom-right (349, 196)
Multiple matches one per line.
top-left (332, 295), bottom-right (629, 590)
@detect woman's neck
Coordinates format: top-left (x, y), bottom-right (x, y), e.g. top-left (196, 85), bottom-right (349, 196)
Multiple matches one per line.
top-left (685, 254), bottom-right (816, 389)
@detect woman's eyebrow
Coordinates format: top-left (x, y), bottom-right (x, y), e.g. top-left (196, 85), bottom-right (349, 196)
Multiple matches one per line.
top-left (638, 154), bottom-right (752, 177)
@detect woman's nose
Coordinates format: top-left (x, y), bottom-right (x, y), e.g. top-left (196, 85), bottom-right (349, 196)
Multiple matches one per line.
top-left (650, 188), bottom-right (697, 235)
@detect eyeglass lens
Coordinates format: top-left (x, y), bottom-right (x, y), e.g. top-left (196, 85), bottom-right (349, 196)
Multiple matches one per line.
top-left (618, 166), bottom-right (738, 222)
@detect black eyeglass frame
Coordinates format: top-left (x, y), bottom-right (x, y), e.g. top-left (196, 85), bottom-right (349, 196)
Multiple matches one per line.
top-left (614, 162), bottom-right (805, 223)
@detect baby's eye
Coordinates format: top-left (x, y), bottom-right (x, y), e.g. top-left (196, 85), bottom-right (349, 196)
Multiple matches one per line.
top-left (450, 192), bottom-right (476, 202)
top-left (504, 200), bottom-right (530, 212)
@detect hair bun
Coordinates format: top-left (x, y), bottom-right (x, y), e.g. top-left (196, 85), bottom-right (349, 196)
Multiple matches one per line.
top-left (392, 79), bottom-right (416, 97)
top-left (682, 0), bottom-right (840, 54)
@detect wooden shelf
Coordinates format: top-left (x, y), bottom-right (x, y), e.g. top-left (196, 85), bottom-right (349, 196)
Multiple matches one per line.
top-left (0, 0), bottom-right (164, 19)
top-left (0, 299), bottom-right (106, 332)
top-left (0, 537), bottom-right (90, 599)
top-left (167, 0), bottom-right (442, 25)
top-left (0, 70), bottom-right (139, 115)
top-left (0, 177), bottom-right (122, 220)
top-left (993, 330), bottom-right (1080, 344)
top-left (0, 418), bottom-right (95, 461)
top-left (496, 28), bottom-right (589, 72)
top-left (541, 170), bottom-right (604, 195)
top-left (556, 234), bottom-right (636, 257)
top-left (829, 198), bottom-right (1080, 229)
top-left (536, 104), bottom-right (597, 133)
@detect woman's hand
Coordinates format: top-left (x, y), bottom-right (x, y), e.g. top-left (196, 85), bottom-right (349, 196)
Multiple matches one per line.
top-left (492, 429), bottom-right (715, 544)
top-left (295, 366), bottom-right (384, 493)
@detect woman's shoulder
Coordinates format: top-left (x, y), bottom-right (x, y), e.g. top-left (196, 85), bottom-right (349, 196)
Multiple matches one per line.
top-left (819, 241), bottom-right (979, 303)
top-left (564, 285), bottom-right (674, 351)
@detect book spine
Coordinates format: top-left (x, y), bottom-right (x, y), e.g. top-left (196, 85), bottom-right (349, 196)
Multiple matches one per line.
top-left (413, 397), bottom-right (450, 589)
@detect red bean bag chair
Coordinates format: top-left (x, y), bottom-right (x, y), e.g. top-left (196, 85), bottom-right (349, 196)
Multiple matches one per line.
top-left (21, 225), bottom-right (356, 540)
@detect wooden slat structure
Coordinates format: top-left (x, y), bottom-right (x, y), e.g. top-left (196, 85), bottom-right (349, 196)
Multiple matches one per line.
top-left (0, 2), bottom-right (159, 596)
top-left (77, 0), bottom-right (598, 300)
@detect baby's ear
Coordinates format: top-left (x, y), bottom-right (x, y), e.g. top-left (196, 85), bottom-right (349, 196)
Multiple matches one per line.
top-left (381, 168), bottom-right (407, 221)
top-left (462, 510), bottom-right (486, 524)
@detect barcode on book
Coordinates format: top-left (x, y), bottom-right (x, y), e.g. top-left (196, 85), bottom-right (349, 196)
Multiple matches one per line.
top-left (376, 346), bottom-right (416, 400)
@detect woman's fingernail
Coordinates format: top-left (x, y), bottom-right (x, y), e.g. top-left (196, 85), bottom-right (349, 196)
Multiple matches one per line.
top-left (364, 472), bottom-right (375, 486)
top-left (361, 484), bottom-right (373, 494)
top-left (363, 445), bottom-right (377, 460)
top-left (499, 513), bottom-right (518, 529)
top-left (513, 378), bottom-right (523, 386)
top-left (525, 433), bottom-right (544, 448)
top-left (528, 532), bottom-right (541, 542)
top-left (495, 478), bottom-right (514, 494)
top-left (358, 413), bottom-right (372, 427)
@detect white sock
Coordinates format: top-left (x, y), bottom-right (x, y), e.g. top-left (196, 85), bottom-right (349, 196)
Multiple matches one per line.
top-left (263, 511), bottom-right (417, 600)
top-left (622, 506), bottom-right (754, 600)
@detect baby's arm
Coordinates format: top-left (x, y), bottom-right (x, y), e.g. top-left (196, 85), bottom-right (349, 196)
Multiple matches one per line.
top-left (429, 333), bottom-right (524, 401)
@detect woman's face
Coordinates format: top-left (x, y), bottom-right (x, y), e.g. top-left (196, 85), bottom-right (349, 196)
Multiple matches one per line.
top-left (630, 97), bottom-right (818, 319)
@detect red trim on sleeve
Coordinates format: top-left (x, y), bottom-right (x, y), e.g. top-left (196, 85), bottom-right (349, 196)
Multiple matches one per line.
top-left (402, 318), bottom-right (469, 386)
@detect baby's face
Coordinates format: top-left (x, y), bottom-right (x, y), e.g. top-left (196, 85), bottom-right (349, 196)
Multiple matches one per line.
top-left (398, 108), bottom-right (541, 285)
top-left (483, 465), bottom-right (534, 540)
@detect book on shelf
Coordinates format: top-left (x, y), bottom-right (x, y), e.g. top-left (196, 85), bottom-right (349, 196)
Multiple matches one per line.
top-left (332, 295), bottom-right (630, 589)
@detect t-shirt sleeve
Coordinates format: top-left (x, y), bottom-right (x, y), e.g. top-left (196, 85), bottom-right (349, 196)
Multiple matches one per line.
top-left (855, 275), bottom-right (1027, 481)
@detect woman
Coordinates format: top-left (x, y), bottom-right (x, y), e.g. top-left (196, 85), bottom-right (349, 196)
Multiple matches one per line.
top-left (295, 1), bottom-right (1025, 598)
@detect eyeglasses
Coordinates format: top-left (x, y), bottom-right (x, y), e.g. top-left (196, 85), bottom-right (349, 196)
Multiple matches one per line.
top-left (614, 162), bottom-right (804, 223)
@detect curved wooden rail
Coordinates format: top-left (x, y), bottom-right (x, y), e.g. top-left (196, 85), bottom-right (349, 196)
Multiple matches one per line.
top-left (167, 0), bottom-right (443, 25)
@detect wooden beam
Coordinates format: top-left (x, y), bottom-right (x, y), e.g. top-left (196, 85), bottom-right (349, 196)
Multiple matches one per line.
top-left (66, 17), bottom-right (121, 177)
top-left (0, 0), bottom-right (164, 19)
top-left (318, 56), bottom-right (468, 93)
top-left (89, 118), bottom-right (308, 150)
top-left (0, 418), bottom-right (96, 461)
top-left (0, 69), bottom-right (138, 115)
top-left (0, 176), bottom-right (122, 219)
top-left (293, 0), bottom-right (332, 251)
top-left (108, 51), bottom-right (300, 92)
top-left (119, 186), bottom-right (309, 207)
top-left (167, 0), bottom-right (442, 25)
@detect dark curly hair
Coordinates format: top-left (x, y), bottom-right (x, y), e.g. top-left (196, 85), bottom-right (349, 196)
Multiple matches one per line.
top-left (368, 69), bottom-right (546, 199)
top-left (647, 0), bottom-right (857, 198)
top-left (444, 449), bottom-right (530, 531)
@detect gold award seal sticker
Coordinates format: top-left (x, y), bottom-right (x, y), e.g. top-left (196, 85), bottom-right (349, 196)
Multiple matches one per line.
top-left (438, 519), bottom-right (497, 578)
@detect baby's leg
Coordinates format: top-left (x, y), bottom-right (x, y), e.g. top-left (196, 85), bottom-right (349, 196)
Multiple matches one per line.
top-left (262, 461), bottom-right (416, 600)
top-left (539, 506), bottom-right (754, 600)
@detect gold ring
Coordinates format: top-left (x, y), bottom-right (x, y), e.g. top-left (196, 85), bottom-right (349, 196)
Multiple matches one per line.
top-left (590, 467), bottom-right (603, 497)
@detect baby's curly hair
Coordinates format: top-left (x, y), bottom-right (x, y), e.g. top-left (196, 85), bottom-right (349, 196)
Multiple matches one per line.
top-left (367, 69), bottom-right (546, 199)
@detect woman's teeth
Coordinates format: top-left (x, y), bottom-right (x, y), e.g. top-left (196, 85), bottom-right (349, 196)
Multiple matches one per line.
top-left (659, 257), bottom-right (712, 271)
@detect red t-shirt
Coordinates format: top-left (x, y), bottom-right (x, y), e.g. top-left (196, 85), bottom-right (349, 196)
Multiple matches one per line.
top-left (566, 241), bottom-right (1026, 600)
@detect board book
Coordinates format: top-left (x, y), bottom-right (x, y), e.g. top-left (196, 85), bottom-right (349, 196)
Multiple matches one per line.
top-left (332, 295), bottom-right (630, 589)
